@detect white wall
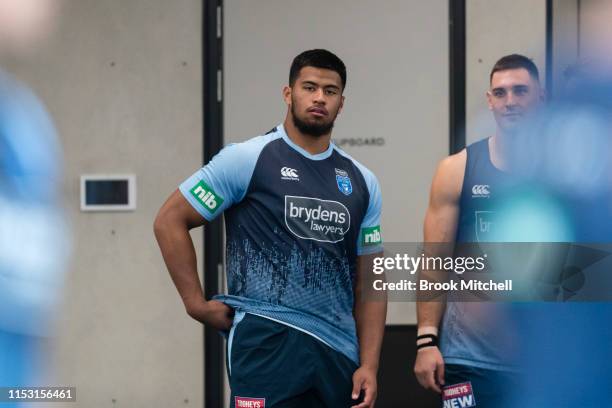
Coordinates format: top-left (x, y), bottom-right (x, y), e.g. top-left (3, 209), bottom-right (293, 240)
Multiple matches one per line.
top-left (466, 0), bottom-right (547, 145)
top-left (3, 1), bottom-right (204, 406)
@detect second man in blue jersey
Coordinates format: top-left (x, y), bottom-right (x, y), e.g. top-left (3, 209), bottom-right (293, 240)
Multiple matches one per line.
top-left (414, 54), bottom-right (545, 407)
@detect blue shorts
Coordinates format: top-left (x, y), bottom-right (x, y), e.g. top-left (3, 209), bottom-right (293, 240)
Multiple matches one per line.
top-left (227, 312), bottom-right (360, 407)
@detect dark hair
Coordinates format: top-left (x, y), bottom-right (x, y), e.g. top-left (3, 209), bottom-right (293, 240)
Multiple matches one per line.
top-left (289, 49), bottom-right (347, 89)
top-left (490, 54), bottom-right (539, 83)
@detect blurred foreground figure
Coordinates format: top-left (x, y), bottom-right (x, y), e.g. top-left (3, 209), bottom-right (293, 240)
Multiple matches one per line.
top-left (502, 3), bottom-right (612, 404)
top-left (0, 0), bottom-right (68, 403)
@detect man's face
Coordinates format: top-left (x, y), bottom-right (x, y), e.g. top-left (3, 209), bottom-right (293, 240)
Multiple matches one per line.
top-left (487, 68), bottom-right (543, 133)
top-left (284, 66), bottom-right (344, 137)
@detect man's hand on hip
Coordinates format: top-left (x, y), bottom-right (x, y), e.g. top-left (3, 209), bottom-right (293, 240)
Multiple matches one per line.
top-left (186, 299), bottom-right (234, 331)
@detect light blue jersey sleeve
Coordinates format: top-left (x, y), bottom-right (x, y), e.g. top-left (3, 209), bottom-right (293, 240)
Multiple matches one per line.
top-left (355, 166), bottom-right (383, 256)
top-left (179, 132), bottom-right (280, 221)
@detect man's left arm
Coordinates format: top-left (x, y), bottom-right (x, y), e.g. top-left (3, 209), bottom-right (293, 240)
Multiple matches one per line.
top-left (351, 252), bottom-right (387, 408)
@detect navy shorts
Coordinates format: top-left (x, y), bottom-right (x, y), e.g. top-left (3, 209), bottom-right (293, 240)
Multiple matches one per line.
top-left (227, 312), bottom-right (360, 408)
top-left (442, 364), bottom-right (519, 408)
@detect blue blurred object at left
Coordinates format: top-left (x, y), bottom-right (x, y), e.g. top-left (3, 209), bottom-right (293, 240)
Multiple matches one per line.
top-left (0, 70), bottom-right (69, 400)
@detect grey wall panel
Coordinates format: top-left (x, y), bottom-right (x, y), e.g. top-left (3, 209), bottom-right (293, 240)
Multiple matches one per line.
top-left (578, 0), bottom-right (612, 62)
top-left (552, 0), bottom-right (579, 96)
top-left (224, 0), bottom-right (449, 328)
top-left (4, 0), bottom-right (204, 406)
top-left (466, 0), bottom-right (547, 145)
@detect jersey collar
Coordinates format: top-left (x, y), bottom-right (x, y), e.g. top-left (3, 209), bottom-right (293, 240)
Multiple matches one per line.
top-left (278, 123), bottom-right (335, 161)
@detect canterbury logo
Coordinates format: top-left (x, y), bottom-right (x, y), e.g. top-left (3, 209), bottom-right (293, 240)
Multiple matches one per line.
top-left (471, 185), bottom-right (490, 197)
top-left (281, 167), bottom-right (299, 180)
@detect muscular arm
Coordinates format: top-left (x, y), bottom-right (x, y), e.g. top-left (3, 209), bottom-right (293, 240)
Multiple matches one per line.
top-left (351, 252), bottom-right (387, 408)
top-left (414, 150), bottom-right (465, 393)
top-left (153, 189), bottom-right (232, 330)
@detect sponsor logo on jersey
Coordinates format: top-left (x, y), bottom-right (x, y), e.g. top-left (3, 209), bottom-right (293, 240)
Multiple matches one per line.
top-left (442, 382), bottom-right (476, 408)
top-left (190, 180), bottom-right (223, 214)
top-left (362, 225), bottom-right (382, 246)
top-left (285, 195), bottom-right (350, 243)
top-left (281, 167), bottom-right (299, 181)
top-left (471, 184), bottom-right (490, 198)
top-left (475, 211), bottom-right (495, 242)
top-left (234, 397), bottom-right (265, 408)
top-left (335, 168), bottom-right (352, 196)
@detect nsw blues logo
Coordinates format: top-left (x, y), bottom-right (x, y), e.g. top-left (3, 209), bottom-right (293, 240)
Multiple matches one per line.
top-left (335, 168), bottom-right (352, 196)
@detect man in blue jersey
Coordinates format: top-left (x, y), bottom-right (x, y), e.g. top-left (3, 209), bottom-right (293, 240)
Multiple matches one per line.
top-left (155, 49), bottom-right (386, 408)
top-left (414, 55), bottom-right (544, 407)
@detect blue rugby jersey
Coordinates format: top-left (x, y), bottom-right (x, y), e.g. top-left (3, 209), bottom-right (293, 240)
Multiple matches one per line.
top-left (440, 137), bottom-right (517, 371)
top-left (179, 124), bottom-right (383, 364)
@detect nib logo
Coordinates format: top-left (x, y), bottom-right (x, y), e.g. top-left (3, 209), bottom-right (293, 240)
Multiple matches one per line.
top-left (362, 226), bottom-right (382, 246)
top-left (190, 180), bottom-right (224, 214)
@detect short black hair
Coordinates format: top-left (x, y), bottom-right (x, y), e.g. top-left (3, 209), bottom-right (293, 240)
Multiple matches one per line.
top-left (289, 49), bottom-right (347, 89)
top-left (490, 54), bottom-right (540, 83)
